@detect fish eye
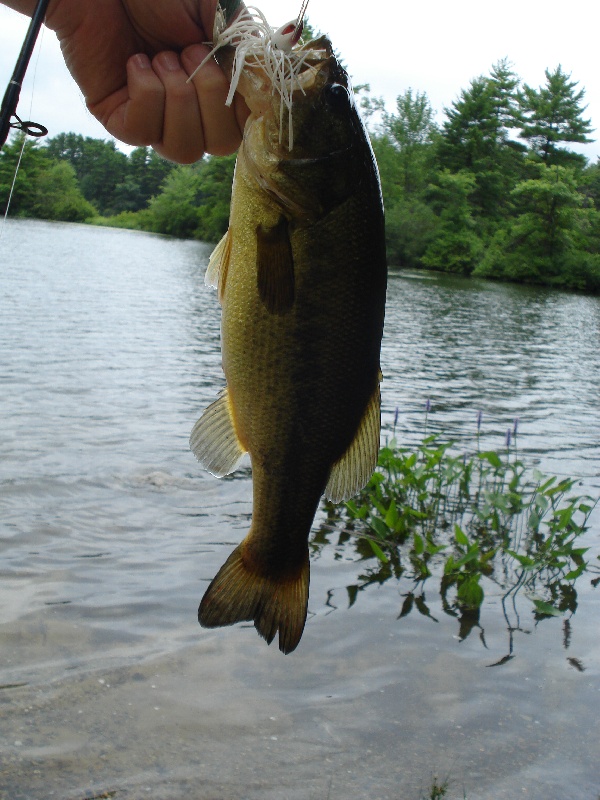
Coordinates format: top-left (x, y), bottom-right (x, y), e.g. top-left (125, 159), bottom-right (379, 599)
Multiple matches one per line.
top-left (323, 83), bottom-right (350, 112)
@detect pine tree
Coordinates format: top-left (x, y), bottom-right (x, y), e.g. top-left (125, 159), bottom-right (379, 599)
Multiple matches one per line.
top-left (519, 66), bottom-right (594, 167)
top-left (437, 64), bottom-right (525, 225)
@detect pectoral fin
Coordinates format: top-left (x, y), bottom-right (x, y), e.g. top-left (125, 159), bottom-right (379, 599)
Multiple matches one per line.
top-left (190, 387), bottom-right (246, 477)
top-left (325, 381), bottom-right (381, 503)
top-left (205, 229), bottom-right (232, 302)
top-left (256, 216), bottom-right (294, 314)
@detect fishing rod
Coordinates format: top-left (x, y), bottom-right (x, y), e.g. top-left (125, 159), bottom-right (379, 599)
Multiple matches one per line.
top-left (0, 0), bottom-right (51, 149)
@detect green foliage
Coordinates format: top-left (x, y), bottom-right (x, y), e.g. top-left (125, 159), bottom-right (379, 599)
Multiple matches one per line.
top-left (45, 132), bottom-right (129, 214)
top-left (141, 155), bottom-right (235, 241)
top-left (92, 209), bottom-right (153, 231)
top-left (475, 164), bottom-right (589, 286)
top-left (580, 159), bottom-right (600, 209)
top-left (381, 88), bottom-right (438, 197)
top-left (29, 160), bottom-right (96, 221)
top-left (193, 154), bottom-right (236, 241)
top-left (0, 133), bottom-right (49, 215)
top-left (366, 59), bottom-right (598, 290)
top-left (436, 62), bottom-right (526, 224)
top-left (422, 170), bottom-right (483, 274)
top-left (144, 165), bottom-right (205, 238)
top-left (0, 133), bottom-right (94, 220)
top-left (89, 154), bottom-right (234, 242)
top-left (422, 778), bottom-right (450, 800)
top-left (384, 197), bottom-right (439, 267)
top-left (366, 88), bottom-right (440, 267)
top-left (45, 133), bottom-right (176, 215)
top-left (519, 66), bottom-right (594, 167)
top-left (321, 428), bottom-right (597, 628)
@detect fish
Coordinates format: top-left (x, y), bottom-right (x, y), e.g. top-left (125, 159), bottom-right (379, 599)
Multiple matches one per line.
top-left (189, 2), bottom-right (387, 653)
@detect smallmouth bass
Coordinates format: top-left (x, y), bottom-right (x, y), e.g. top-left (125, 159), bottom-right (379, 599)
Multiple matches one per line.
top-left (190, 4), bottom-right (387, 653)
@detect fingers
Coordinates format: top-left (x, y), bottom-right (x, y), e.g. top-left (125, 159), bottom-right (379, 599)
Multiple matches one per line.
top-left (90, 53), bottom-right (166, 147)
top-left (182, 44), bottom-right (249, 157)
top-left (90, 45), bottom-right (250, 162)
top-left (151, 50), bottom-right (206, 163)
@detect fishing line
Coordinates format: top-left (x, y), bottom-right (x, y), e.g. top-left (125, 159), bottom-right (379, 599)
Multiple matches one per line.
top-left (1, 134), bottom-right (27, 235)
top-left (1, 2), bottom-right (49, 237)
top-left (1, 32), bottom-right (45, 234)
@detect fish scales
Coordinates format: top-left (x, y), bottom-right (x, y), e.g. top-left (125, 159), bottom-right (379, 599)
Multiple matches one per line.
top-left (191, 8), bottom-right (387, 653)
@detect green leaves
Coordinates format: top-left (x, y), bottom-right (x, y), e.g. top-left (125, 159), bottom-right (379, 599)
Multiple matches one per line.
top-left (331, 430), bottom-right (597, 623)
top-left (367, 59), bottom-right (600, 292)
top-left (519, 66), bottom-right (593, 166)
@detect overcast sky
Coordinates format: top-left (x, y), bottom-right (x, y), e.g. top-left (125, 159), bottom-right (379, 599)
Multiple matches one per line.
top-left (1, 0), bottom-right (598, 161)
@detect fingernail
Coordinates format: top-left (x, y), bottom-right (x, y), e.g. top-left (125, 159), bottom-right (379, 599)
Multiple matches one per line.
top-left (157, 51), bottom-right (181, 72)
top-left (132, 53), bottom-right (151, 70)
top-left (182, 43), bottom-right (211, 68)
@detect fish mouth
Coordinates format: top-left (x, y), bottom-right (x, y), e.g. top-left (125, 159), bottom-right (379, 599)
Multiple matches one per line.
top-left (216, 33), bottom-right (334, 103)
top-left (206, 4), bottom-right (339, 149)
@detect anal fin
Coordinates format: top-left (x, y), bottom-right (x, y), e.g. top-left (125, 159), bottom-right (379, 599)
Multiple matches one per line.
top-left (325, 381), bottom-right (381, 503)
top-left (190, 387), bottom-right (246, 477)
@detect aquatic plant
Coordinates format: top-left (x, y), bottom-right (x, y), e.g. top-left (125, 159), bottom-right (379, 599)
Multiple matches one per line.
top-left (318, 415), bottom-right (598, 633)
top-left (423, 778), bottom-right (450, 800)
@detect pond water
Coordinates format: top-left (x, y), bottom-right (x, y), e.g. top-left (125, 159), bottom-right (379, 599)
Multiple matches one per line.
top-left (0, 219), bottom-right (599, 800)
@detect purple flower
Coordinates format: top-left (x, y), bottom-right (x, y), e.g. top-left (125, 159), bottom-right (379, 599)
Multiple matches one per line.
top-left (476, 410), bottom-right (483, 432)
top-left (506, 428), bottom-right (512, 448)
top-left (513, 417), bottom-right (519, 436)
top-left (393, 406), bottom-right (399, 428)
top-left (425, 398), bottom-right (431, 413)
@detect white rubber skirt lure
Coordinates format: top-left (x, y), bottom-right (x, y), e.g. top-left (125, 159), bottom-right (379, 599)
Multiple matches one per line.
top-left (189, 0), bottom-right (313, 149)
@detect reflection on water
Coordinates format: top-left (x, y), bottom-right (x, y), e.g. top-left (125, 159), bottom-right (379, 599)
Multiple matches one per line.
top-left (1, 220), bottom-right (599, 800)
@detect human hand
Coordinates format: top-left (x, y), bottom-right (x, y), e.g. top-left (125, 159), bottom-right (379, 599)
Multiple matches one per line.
top-left (4, 0), bottom-right (249, 162)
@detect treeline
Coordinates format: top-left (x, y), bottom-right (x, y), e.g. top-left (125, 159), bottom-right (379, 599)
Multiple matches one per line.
top-left (365, 61), bottom-right (600, 291)
top-left (0, 132), bottom-right (235, 243)
top-left (1, 60), bottom-right (600, 292)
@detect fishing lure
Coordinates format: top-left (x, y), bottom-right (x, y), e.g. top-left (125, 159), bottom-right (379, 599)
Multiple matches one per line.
top-left (189, 0), bottom-right (314, 149)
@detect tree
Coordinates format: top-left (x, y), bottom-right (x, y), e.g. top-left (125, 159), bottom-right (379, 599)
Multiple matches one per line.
top-left (29, 160), bottom-right (96, 221)
top-left (144, 165), bottom-right (204, 238)
top-left (384, 197), bottom-right (438, 268)
top-left (142, 154), bottom-right (235, 241)
top-left (369, 134), bottom-right (404, 210)
top-left (360, 88), bottom-right (439, 266)
top-left (488, 58), bottom-right (522, 133)
top-left (422, 170), bottom-right (482, 274)
top-left (475, 164), bottom-right (588, 286)
top-left (45, 133), bottom-right (128, 214)
top-left (0, 133), bottom-right (48, 215)
top-left (193, 154), bottom-right (236, 242)
top-left (380, 89), bottom-right (438, 197)
top-left (518, 66), bottom-right (594, 167)
top-left (437, 64), bottom-right (525, 226)
top-left (580, 159), bottom-right (600, 208)
top-left (120, 146), bottom-right (176, 211)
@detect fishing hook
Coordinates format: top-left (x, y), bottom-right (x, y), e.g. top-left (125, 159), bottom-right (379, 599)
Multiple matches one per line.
top-left (0, 0), bottom-right (51, 149)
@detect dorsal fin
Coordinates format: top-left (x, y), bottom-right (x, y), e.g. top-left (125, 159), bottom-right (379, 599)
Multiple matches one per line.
top-left (256, 216), bottom-right (295, 314)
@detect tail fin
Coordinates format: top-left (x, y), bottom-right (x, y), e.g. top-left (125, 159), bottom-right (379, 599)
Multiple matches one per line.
top-left (198, 543), bottom-right (309, 654)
